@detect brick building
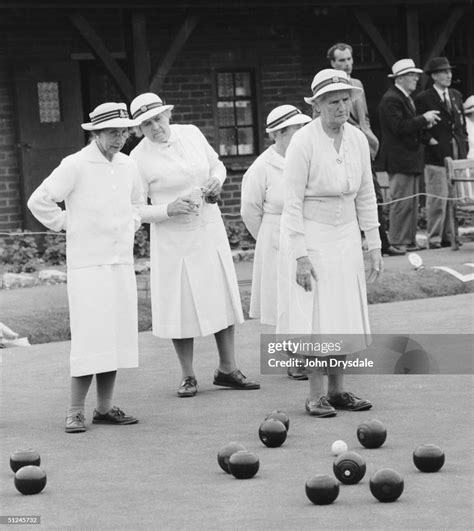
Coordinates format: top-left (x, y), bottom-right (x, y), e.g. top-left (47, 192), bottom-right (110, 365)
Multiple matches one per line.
top-left (0, 0), bottom-right (472, 233)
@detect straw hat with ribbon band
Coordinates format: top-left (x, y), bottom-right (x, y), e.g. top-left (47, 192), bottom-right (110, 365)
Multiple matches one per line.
top-left (388, 58), bottom-right (423, 78)
top-left (464, 95), bottom-right (474, 115)
top-left (304, 69), bottom-right (362, 104)
top-left (81, 102), bottom-right (138, 131)
top-left (130, 93), bottom-right (174, 124)
top-left (425, 57), bottom-right (455, 75)
top-left (265, 105), bottom-right (311, 133)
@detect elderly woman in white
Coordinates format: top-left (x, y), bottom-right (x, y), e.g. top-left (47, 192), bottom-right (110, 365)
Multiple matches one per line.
top-left (129, 92), bottom-right (259, 398)
top-left (241, 105), bottom-right (311, 379)
top-left (27, 102), bottom-right (142, 433)
top-left (277, 69), bottom-right (383, 417)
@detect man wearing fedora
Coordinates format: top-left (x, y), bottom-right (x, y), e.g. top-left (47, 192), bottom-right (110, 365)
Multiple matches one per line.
top-left (378, 58), bottom-right (440, 252)
top-left (414, 57), bottom-right (469, 248)
top-left (327, 42), bottom-right (404, 257)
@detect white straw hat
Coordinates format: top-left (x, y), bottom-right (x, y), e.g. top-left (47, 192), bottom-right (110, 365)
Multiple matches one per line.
top-left (304, 69), bottom-right (362, 104)
top-left (81, 102), bottom-right (138, 131)
top-left (130, 93), bottom-right (174, 124)
top-left (265, 105), bottom-right (311, 133)
top-left (388, 58), bottom-right (423, 78)
top-left (463, 95), bottom-right (474, 115)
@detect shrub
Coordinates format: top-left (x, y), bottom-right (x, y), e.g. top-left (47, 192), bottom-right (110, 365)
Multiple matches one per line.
top-left (1, 231), bottom-right (39, 273)
top-left (134, 226), bottom-right (150, 258)
top-left (224, 219), bottom-right (255, 250)
top-left (42, 232), bottom-right (66, 265)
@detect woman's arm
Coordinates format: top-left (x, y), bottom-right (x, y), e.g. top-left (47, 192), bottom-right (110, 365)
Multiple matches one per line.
top-left (240, 163), bottom-right (266, 240)
top-left (27, 158), bottom-right (77, 231)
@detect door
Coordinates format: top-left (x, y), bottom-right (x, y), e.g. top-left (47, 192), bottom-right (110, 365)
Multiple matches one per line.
top-left (14, 61), bottom-right (84, 230)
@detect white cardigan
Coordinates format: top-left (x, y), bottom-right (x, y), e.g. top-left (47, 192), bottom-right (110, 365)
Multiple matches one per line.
top-left (283, 118), bottom-right (381, 258)
top-left (27, 141), bottom-right (144, 269)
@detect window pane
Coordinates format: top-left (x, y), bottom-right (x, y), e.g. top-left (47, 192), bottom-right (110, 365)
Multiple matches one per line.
top-left (217, 73), bottom-right (234, 98)
top-left (237, 127), bottom-right (254, 155)
top-left (235, 100), bottom-right (253, 126)
top-left (219, 128), bottom-right (237, 156)
top-left (37, 82), bottom-right (61, 123)
top-left (234, 72), bottom-right (251, 97)
top-left (217, 101), bottom-right (235, 126)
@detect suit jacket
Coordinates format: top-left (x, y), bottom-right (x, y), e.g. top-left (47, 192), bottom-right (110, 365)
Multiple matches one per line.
top-left (348, 77), bottom-right (380, 159)
top-left (414, 86), bottom-right (468, 166)
top-left (378, 85), bottom-right (427, 174)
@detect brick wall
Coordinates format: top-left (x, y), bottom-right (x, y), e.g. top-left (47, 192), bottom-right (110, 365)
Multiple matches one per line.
top-left (0, 55), bottom-right (22, 232)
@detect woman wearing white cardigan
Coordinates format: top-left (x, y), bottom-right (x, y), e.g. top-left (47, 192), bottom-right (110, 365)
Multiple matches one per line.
top-left (241, 105), bottom-right (311, 379)
top-left (27, 102), bottom-right (143, 433)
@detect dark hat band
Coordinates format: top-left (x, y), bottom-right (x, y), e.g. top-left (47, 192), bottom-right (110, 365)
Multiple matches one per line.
top-left (312, 76), bottom-right (350, 95)
top-left (91, 109), bottom-right (129, 125)
top-left (132, 101), bottom-right (164, 119)
top-left (267, 109), bottom-right (301, 129)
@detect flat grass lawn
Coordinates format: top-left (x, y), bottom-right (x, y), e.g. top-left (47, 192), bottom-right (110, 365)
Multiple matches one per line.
top-left (1, 333), bottom-right (472, 530)
top-left (2, 265), bottom-right (473, 345)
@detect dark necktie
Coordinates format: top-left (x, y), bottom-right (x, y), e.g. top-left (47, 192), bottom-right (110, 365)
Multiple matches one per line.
top-left (443, 91), bottom-right (452, 112)
top-left (407, 96), bottom-right (416, 113)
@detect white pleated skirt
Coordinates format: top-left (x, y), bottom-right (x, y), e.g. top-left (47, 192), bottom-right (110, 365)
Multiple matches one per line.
top-left (149, 214), bottom-right (244, 339)
top-left (67, 264), bottom-right (139, 376)
top-left (277, 217), bottom-right (371, 355)
top-left (249, 213), bottom-right (281, 325)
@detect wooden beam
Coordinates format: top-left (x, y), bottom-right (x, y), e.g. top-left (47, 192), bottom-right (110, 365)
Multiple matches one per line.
top-left (149, 12), bottom-right (199, 93)
top-left (423, 5), bottom-right (465, 67)
top-left (353, 8), bottom-right (396, 69)
top-left (406, 6), bottom-right (420, 66)
top-left (69, 12), bottom-right (135, 101)
top-left (131, 11), bottom-right (150, 93)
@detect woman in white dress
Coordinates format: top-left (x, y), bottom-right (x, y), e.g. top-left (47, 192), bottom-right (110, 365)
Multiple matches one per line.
top-left (129, 93), bottom-right (260, 398)
top-left (28, 102), bottom-right (142, 433)
top-left (277, 70), bottom-right (383, 417)
top-left (241, 105), bottom-right (311, 379)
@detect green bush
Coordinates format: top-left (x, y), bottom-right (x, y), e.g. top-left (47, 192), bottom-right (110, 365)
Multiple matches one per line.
top-left (134, 226), bottom-right (150, 258)
top-left (42, 232), bottom-right (66, 265)
top-left (224, 219), bottom-right (255, 250)
top-left (1, 231), bottom-right (39, 273)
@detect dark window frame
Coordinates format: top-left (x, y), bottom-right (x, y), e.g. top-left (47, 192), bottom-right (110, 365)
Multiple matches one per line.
top-left (214, 68), bottom-right (259, 159)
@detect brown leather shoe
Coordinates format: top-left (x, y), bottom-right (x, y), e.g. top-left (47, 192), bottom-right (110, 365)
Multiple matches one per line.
top-left (92, 406), bottom-right (138, 424)
top-left (177, 376), bottom-right (198, 397)
top-left (328, 391), bottom-right (372, 411)
top-left (305, 397), bottom-right (337, 417)
top-left (213, 369), bottom-right (260, 390)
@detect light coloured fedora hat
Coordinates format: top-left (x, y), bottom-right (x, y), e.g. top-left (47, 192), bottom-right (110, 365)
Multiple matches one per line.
top-left (304, 69), bottom-right (362, 104)
top-left (265, 105), bottom-right (311, 133)
top-left (130, 93), bottom-right (174, 124)
top-left (81, 102), bottom-right (138, 131)
top-left (388, 58), bottom-right (423, 78)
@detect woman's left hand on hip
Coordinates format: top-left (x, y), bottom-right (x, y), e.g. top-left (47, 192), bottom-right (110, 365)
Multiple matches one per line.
top-left (367, 249), bottom-right (383, 283)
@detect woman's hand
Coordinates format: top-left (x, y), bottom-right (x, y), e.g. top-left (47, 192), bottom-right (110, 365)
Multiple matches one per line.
top-left (201, 177), bottom-right (221, 197)
top-left (167, 197), bottom-right (196, 217)
top-left (296, 256), bottom-right (317, 292)
top-left (367, 249), bottom-right (383, 283)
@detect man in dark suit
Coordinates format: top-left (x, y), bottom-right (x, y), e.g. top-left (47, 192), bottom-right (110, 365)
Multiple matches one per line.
top-left (327, 42), bottom-right (404, 256)
top-left (378, 59), bottom-right (440, 252)
top-left (415, 57), bottom-right (469, 248)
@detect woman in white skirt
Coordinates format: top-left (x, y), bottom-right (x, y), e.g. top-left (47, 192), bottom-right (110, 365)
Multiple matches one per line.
top-left (129, 93), bottom-right (259, 397)
top-left (277, 69), bottom-right (383, 417)
top-left (241, 105), bottom-right (311, 380)
top-left (28, 103), bottom-right (143, 433)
